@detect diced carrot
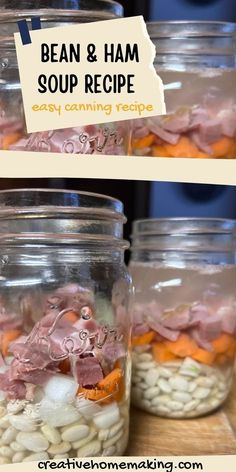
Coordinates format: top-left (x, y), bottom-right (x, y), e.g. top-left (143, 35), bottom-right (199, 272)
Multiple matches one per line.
top-left (63, 310), bottom-right (78, 323)
top-left (165, 334), bottom-right (198, 357)
top-left (211, 334), bottom-right (235, 354)
top-left (192, 348), bottom-right (216, 365)
top-left (1, 329), bottom-right (22, 357)
top-left (98, 368), bottom-right (122, 393)
top-left (58, 358), bottom-right (71, 374)
top-left (99, 367), bottom-right (124, 402)
top-left (133, 134), bottom-right (155, 150)
top-left (2, 133), bottom-right (22, 150)
top-left (151, 144), bottom-right (171, 157)
top-left (211, 137), bottom-right (235, 158)
top-left (152, 342), bottom-right (179, 363)
top-left (196, 151), bottom-right (211, 159)
top-left (78, 386), bottom-right (108, 402)
top-left (132, 331), bottom-right (155, 347)
top-left (164, 137), bottom-right (200, 158)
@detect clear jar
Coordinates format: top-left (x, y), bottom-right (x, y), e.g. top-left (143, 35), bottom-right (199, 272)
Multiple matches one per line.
top-left (132, 22), bottom-right (236, 159)
top-left (0, 189), bottom-right (132, 463)
top-left (0, 1), bottom-right (131, 154)
top-left (129, 218), bottom-right (236, 419)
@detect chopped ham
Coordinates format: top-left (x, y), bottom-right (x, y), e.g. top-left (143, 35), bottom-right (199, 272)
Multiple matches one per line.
top-left (198, 313), bottom-right (222, 341)
top-left (148, 319), bottom-right (180, 341)
top-left (161, 305), bottom-right (190, 330)
top-left (72, 356), bottom-right (103, 386)
top-left (198, 119), bottom-right (222, 145)
top-left (161, 110), bottom-right (190, 133)
top-left (147, 120), bottom-right (180, 145)
top-left (217, 109), bottom-right (236, 138)
top-left (219, 306), bottom-right (236, 334)
top-left (102, 341), bottom-right (126, 365)
top-left (188, 328), bottom-right (213, 352)
top-left (0, 372), bottom-right (26, 400)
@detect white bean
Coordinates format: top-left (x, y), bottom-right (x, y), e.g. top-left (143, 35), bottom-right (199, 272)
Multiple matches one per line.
top-left (78, 439), bottom-right (101, 457)
top-left (41, 424), bottom-right (61, 445)
top-left (193, 387), bottom-right (210, 400)
top-left (16, 432), bottom-right (49, 452)
top-left (158, 379), bottom-right (172, 393)
top-left (48, 442), bottom-right (71, 455)
top-left (23, 452), bottom-right (49, 462)
top-left (12, 451), bottom-right (26, 463)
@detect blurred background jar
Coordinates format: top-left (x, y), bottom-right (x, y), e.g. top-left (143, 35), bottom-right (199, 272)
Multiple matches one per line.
top-left (0, 188), bottom-right (132, 463)
top-left (131, 21), bottom-right (236, 159)
top-left (129, 218), bottom-right (236, 418)
top-left (0, 0), bottom-right (131, 154)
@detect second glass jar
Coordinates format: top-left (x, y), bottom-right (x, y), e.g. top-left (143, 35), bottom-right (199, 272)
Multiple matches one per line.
top-left (129, 218), bottom-right (236, 418)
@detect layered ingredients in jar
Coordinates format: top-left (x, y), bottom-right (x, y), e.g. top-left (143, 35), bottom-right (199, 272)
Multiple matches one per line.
top-left (0, 283), bottom-right (130, 463)
top-left (132, 70), bottom-right (236, 159)
top-left (130, 262), bottom-right (236, 418)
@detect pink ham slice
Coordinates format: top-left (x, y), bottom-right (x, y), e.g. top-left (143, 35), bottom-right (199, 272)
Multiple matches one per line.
top-left (198, 118), bottom-right (222, 144)
top-left (102, 341), bottom-right (126, 365)
top-left (147, 121), bottom-right (180, 145)
top-left (72, 356), bottom-right (103, 386)
top-left (219, 306), bottom-right (236, 334)
top-left (189, 303), bottom-right (209, 326)
top-left (189, 107), bottom-right (209, 129)
top-left (218, 109), bottom-right (236, 138)
top-left (160, 305), bottom-right (190, 330)
top-left (148, 319), bottom-right (180, 341)
top-left (0, 373), bottom-right (26, 400)
top-left (188, 328), bottom-right (213, 352)
top-left (160, 111), bottom-right (190, 133)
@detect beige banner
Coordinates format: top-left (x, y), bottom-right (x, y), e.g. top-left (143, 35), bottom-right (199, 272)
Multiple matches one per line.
top-left (14, 16), bottom-right (165, 133)
top-left (0, 152), bottom-right (236, 185)
top-left (1, 455), bottom-right (236, 471)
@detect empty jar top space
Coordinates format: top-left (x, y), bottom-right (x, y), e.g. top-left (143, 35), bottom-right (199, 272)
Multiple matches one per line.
top-left (147, 21), bottom-right (236, 69)
top-left (131, 218), bottom-right (236, 253)
top-left (0, 188), bottom-right (128, 246)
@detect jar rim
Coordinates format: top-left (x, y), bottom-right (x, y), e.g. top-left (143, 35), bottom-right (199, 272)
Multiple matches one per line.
top-left (0, 0), bottom-right (123, 18)
top-left (132, 218), bottom-right (236, 236)
top-left (0, 188), bottom-right (126, 222)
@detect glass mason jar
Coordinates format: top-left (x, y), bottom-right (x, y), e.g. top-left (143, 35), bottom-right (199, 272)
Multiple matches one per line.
top-left (131, 22), bottom-right (236, 159)
top-left (0, 1), bottom-right (131, 155)
top-left (129, 218), bottom-right (236, 419)
top-left (0, 189), bottom-right (132, 463)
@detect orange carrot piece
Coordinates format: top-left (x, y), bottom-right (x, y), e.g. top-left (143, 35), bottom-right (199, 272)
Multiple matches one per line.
top-left (78, 387), bottom-right (108, 402)
top-left (1, 329), bottom-right (22, 357)
top-left (2, 133), bottom-right (22, 150)
top-left (98, 368), bottom-right (122, 392)
top-left (211, 137), bottom-right (235, 158)
top-left (192, 348), bottom-right (216, 365)
top-left (164, 137), bottom-right (200, 158)
top-left (151, 144), bottom-right (171, 157)
top-left (152, 342), bottom-right (179, 363)
top-left (63, 310), bottom-right (78, 323)
top-left (133, 134), bottom-right (155, 150)
top-left (211, 334), bottom-right (235, 354)
top-left (196, 151), bottom-right (211, 159)
top-left (165, 334), bottom-right (198, 358)
top-left (58, 358), bottom-right (71, 374)
top-left (132, 331), bottom-right (156, 347)
top-left (98, 368), bottom-right (124, 402)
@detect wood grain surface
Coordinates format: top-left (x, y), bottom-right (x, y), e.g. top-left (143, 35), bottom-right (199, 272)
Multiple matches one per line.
top-left (126, 375), bottom-right (236, 456)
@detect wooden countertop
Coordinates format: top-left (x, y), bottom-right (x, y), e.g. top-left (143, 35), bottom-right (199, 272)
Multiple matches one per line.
top-left (126, 375), bottom-right (236, 456)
